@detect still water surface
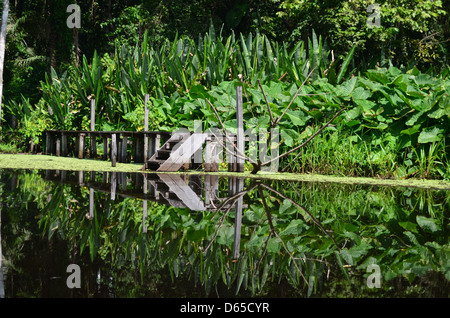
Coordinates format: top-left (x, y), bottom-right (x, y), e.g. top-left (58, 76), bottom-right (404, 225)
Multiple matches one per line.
top-left (0, 168), bottom-right (448, 298)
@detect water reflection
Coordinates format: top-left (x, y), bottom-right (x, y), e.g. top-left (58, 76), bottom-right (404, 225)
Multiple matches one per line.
top-left (43, 170), bottom-right (248, 259)
top-left (0, 168), bottom-right (449, 298)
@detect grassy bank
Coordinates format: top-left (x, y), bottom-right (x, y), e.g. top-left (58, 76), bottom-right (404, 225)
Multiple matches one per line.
top-left (1, 154), bottom-right (449, 190)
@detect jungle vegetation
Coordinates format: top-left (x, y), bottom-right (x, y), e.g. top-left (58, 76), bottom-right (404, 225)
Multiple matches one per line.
top-left (0, 0), bottom-right (449, 179)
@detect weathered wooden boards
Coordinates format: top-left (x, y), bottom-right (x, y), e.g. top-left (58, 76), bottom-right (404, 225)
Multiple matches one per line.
top-left (157, 133), bottom-right (207, 172)
top-left (44, 86), bottom-right (254, 173)
top-left (44, 130), bottom-right (171, 164)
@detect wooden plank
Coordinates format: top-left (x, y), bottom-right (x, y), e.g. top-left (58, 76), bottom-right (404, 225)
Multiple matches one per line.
top-left (61, 133), bottom-right (67, 156)
top-left (102, 137), bottom-right (108, 160)
top-left (157, 174), bottom-right (206, 211)
top-left (157, 133), bottom-right (207, 172)
top-left (45, 129), bottom-right (171, 137)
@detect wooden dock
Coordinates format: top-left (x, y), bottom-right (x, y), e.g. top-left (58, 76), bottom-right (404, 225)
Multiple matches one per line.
top-left (44, 129), bottom-right (171, 164)
top-left (44, 87), bottom-right (252, 173)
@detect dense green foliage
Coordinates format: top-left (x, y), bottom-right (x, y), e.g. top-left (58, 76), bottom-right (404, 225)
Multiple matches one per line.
top-left (1, 1), bottom-right (449, 179)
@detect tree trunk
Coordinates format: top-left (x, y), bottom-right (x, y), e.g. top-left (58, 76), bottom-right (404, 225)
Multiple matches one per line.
top-left (73, 27), bottom-right (79, 67)
top-left (0, 201), bottom-right (4, 298)
top-left (0, 0), bottom-right (10, 139)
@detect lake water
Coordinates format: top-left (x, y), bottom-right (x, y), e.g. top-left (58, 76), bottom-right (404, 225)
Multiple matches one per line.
top-left (0, 168), bottom-right (448, 298)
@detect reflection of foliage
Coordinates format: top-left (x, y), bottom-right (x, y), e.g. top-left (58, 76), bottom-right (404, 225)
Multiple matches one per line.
top-left (1, 169), bottom-right (449, 297)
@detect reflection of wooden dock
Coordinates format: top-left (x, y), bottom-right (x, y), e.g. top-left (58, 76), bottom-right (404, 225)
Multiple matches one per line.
top-left (43, 169), bottom-right (247, 259)
top-left (43, 170), bottom-right (247, 212)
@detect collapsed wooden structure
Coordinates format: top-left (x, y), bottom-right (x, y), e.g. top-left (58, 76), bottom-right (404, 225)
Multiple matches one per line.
top-left (44, 87), bottom-right (247, 173)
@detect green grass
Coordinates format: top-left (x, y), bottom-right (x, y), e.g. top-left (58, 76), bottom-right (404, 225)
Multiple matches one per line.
top-left (0, 153), bottom-right (449, 190)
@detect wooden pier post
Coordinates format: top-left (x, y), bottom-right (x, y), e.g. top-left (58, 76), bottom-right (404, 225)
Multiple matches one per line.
top-left (55, 135), bottom-right (61, 157)
top-left (45, 131), bottom-right (50, 154)
top-left (61, 133), bottom-right (67, 156)
top-left (77, 133), bottom-right (85, 159)
top-left (121, 136), bottom-right (128, 163)
top-left (78, 170), bottom-right (84, 185)
top-left (134, 135), bottom-right (144, 163)
top-left (155, 134), bottom-right (161, 154)
top-left (102, 136), bottom-right (108, 160)
top-left (111, 133), bottom-right (117, 167)
top-left (90, 99), bottom-right (97, 158)
top-left (45, 131), bottom-right (54, 155)
top-left (117, 138), bottom-right (122, 163)
top-left (89, 188), bottom-right (94, 219)
top-left (120, 172), bottom-right (127, 190)
top-left (205, 136), bottom-right (219, 172)
top-left (142, 176), bottom-right (148, 233)
top-left (110, 172), bottom-right (117, 200)
top-left (192, 120), bottom-right (203, 169)
top-left (227, 135), bottom-right (236, 172)
top-left (232, 177), bottom-right (244, 259)
top-left (236, 86), bottom-right (245, 172)
top-left (60, 170), bottom-right (66, 182)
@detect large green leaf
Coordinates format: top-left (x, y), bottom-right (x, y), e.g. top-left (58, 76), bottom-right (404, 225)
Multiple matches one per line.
top-left (417, 126), bottom-right (444, 144)
top-left (284, 109), bottom-right (311, 127)
top-left (416, 216), bottom-right (441, 233)
top-left (280, 129), bottom-right (299, 147)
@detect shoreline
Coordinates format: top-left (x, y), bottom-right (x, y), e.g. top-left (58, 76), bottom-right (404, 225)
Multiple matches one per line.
top-left (0, 153), bottom-right (449, 190)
